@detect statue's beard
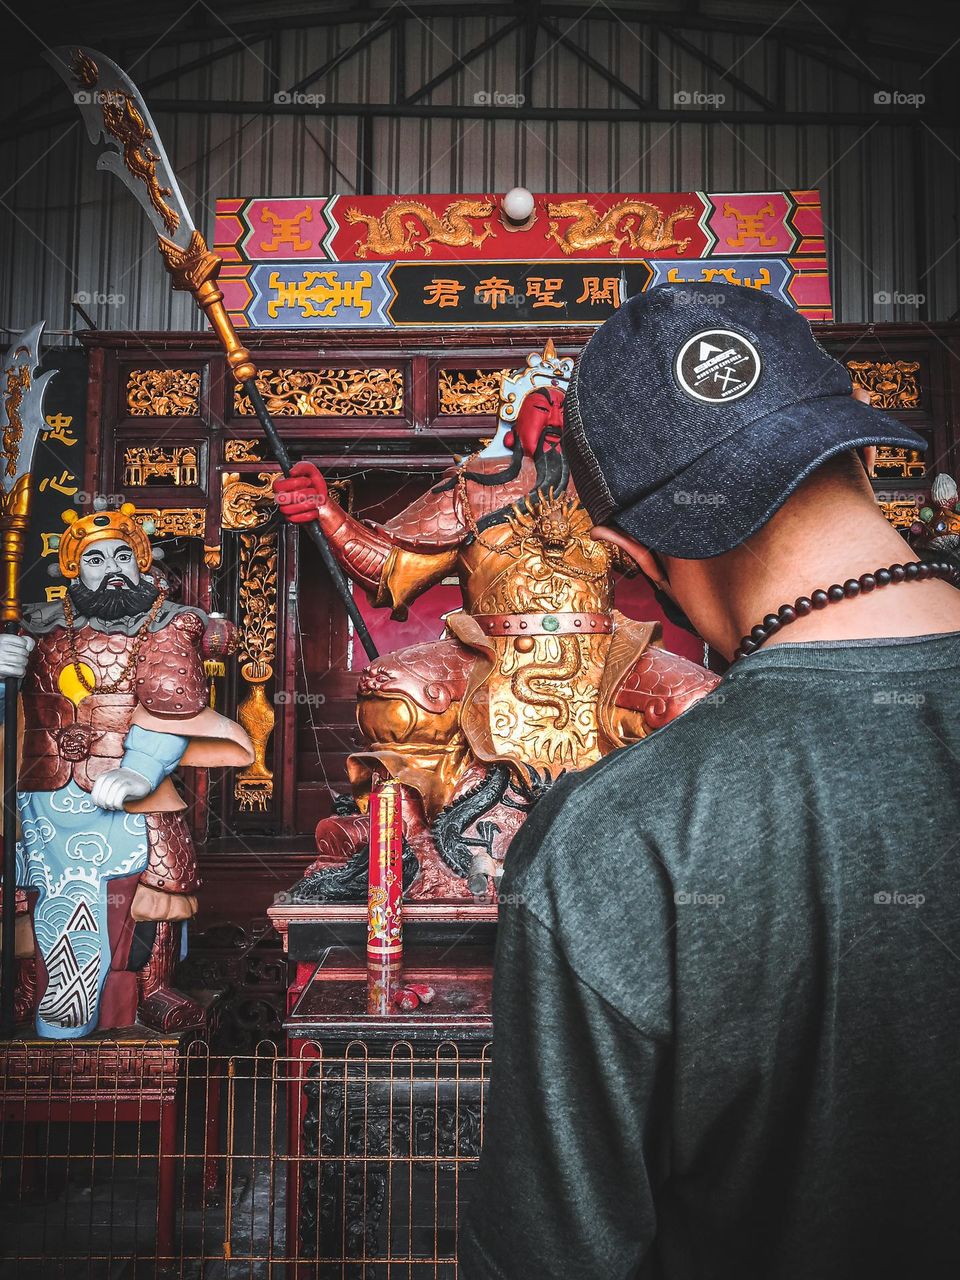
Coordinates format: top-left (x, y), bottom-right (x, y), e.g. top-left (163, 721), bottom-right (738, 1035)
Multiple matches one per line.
top-left (464, 428), bottom-right (566, 491)
top-left (532, 435), bottom-right (566, 495)
top-left (469, 434), bottom-right (569, 538)
top-left (68, 576), bottom-right (160, 622)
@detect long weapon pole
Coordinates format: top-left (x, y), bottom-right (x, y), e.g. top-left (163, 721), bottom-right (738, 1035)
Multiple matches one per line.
top-left (1, 477), bottom-right (32, 1035)
top-left (2, 653), bottom-right (18, 1035)
top-left (156, 232), bottom-right (379, 662)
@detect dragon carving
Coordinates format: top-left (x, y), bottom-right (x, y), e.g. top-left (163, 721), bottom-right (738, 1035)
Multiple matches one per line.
top-left (70, 49), bottom-right (180, 236)
top-left (502, 495), bottom-right (611, 730)
top-left (346, 198), bottom-right (496, 257)
top-left (3, 364), bottom-right (28, 477)
top-left (546, 198), bottom-right (697, 255)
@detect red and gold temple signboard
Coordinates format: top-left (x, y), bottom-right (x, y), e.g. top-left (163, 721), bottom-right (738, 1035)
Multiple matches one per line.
top-left (214, 190), bottom-right (832, 327)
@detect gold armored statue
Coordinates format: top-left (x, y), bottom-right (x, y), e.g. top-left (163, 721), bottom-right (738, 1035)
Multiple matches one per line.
top-left (277, 342), bottom-right (719, 901)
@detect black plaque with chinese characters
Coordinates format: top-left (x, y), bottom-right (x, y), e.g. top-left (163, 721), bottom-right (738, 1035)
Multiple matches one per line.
top-left (386, 260), bottom-right (653, 325)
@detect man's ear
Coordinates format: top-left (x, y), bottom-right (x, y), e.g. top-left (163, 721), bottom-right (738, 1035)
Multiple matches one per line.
top-left (590, 525), bottom-right (667, 588)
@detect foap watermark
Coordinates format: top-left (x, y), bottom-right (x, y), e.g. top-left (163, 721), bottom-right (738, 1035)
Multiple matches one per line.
top-left (675, 890), bottom-right (726, 907)
top-left (74, 90), bottom-right (125, 107)
top-left (674, 89), bottom-right (726, 108)
top-left (74, 290), bottom-right (125, 307)
top-left (669, 289), bottom-right (726, 308)
top-left (874, 90), bottom-right (925, 109)
top-left (75, 491), bottom-right (125, 507)
top-left (874, 290), bottom-right (925, 307)
top-left (675, 490), bottom-right (727, 506)
top-left (872, 689), bottom-right (926, 707)
top-left (274, 90), bottom-right (327, 106)
top-left (492, 890), bottom-right (525, 907)
top-left (874, 890), bottom-right (925, 907)
top-left (473, 89), bottom-right (526, 107)
top-left (274, 690), bottom-right (327, 707)
top-left (473, 286), bottom-right (528, 308)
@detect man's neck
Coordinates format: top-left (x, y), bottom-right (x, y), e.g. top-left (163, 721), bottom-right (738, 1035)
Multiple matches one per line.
top-left (709, 508), bottom-right (960, 657)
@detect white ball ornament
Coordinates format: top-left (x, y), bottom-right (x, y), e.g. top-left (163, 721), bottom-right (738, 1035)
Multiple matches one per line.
top-left (502, 187), bottom-right (535, 223)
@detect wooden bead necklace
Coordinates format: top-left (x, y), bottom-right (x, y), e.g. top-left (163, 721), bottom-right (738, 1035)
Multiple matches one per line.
top-left (734, 560), bottom-right (960, 661)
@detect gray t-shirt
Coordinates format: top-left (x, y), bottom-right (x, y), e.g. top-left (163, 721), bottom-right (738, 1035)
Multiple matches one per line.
top-left (460, 633), bottom-right (960, 1279)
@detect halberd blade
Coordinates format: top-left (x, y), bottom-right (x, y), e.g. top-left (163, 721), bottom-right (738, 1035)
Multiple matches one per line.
top-left (1, 322), bottom-right (57, 488)
top-left (44, 46), bottom-right (196, 249)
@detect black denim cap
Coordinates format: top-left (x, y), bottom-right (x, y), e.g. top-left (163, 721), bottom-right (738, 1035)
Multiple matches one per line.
top-left (564, 283), bottom-right (928, 559)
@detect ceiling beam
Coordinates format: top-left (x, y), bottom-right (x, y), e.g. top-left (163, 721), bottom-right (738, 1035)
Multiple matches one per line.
top-left (73, 98), bottom-right (948, 125)
top-left (287, 15), bottom-right (395, 96)
top-left (400, 16), bottom-right (524, 105)
top-left (19, 5), bottom-right (947, 65)
top-left (520, 0), bottom-right (541, 108)
top-left (2, 30), bottom-right (271, 135)
top-left (778, 36), bottom-right (894, 92)
top-left (660, 26), bottom-right (777, 113)
top-left (539, 16), bottom-right (649, 108)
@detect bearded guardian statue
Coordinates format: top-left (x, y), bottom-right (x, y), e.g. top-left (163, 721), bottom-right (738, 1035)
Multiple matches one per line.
top-left (276, 342), bottom-right (719, 901)
top-left (0, 501), bottom-right (253, 1038)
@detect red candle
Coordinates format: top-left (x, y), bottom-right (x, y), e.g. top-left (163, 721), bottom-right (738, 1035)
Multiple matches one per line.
top-left (367, 957), bottom-right (401, 1015)
top-left (367, 779), bottom-right (403, 964)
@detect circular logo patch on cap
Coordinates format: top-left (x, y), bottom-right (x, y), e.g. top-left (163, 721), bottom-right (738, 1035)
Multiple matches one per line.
top-left (674, 329), bottom-right (762, 404)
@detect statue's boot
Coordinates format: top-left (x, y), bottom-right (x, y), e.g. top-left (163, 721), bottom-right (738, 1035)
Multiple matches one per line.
top-left (1, 888), bottom-right (39, 1025)
top-left (306, 810), bottom-right (370, 876)
top-left (137, 921), bottom-right (205, 1032)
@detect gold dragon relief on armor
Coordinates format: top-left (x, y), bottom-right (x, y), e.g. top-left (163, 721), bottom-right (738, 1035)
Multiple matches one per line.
top-left (546, 198), bottom-right (697, 256)
top-left (472, 494), bottom-right (613, 614)
top-left (234, 368), bottom-right (403, 417)
top-left (346, 198), bottom-right (496, 258)
top-left (477, 493), bottom-right (615, 773)
top-left (490, 632), bottom-right (607, 771)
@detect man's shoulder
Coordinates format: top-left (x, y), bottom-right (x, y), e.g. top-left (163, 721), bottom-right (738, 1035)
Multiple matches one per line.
top-left (499, 680), bottom-right (761, 1035)
top-left (505, 674), bottom-right (762, 914)
top-left (519, 679), bottom-right (734, 833)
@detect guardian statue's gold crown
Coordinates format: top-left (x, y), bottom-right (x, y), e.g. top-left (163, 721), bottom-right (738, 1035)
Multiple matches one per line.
top-left (56, 501), bottom-right (153, 579)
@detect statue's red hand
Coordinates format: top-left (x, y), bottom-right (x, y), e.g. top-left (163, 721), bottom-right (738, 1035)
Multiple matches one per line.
top-left (275, 461), bottom-right (329, 523)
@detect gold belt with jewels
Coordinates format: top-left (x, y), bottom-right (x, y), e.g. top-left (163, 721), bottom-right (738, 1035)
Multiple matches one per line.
top-left (474, 611), bottom-right (612, 637)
